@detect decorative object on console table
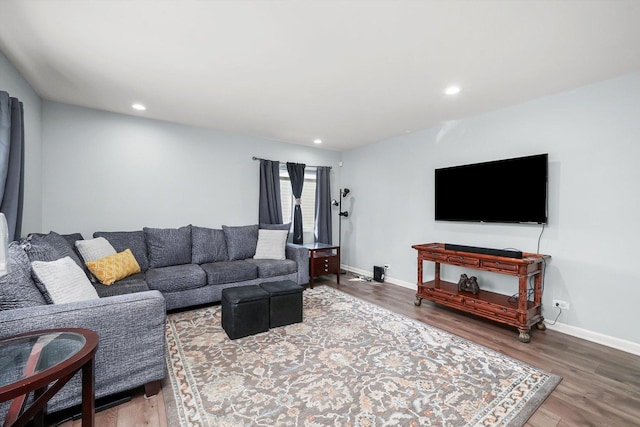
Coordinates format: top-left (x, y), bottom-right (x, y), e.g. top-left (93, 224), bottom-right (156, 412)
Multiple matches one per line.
top-left (412, 243), bottom-right (550, 343)
top-left (331, 188), bottom-right (350, 274)
top-left (303, 243), bottom-right (340, 288)
top-left (457, 273), bottom-right (480, 294)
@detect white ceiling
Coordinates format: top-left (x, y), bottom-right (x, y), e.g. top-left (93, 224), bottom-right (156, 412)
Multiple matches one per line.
top-left (1, 0), bottom-right (639, 151)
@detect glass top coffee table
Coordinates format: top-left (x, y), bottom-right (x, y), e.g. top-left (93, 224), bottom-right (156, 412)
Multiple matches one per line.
top-left (0, 328), bottom-right (98, 427)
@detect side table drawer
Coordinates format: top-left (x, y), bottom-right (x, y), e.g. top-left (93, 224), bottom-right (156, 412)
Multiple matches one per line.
top-left (312, 255), bottom-right (339, 275)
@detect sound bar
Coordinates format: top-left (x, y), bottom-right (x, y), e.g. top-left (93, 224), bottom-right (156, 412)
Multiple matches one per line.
top-left (444, 243), bottom-right (523, 259)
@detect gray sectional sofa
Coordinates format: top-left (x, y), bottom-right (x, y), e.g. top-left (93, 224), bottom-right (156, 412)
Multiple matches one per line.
top-left (0, 223), bottom-right (309, 421)
top-left (91, 224), bottom-right (309, 310)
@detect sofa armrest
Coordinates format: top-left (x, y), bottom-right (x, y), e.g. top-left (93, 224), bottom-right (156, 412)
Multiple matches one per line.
top-left (0, 291), bottom-right (166, 413)
top-left (286, 243), bottom-right (309, 285)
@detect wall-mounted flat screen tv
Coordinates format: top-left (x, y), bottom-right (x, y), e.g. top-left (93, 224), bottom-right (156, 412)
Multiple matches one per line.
top-left (435, 153), bottom-right (548, 224)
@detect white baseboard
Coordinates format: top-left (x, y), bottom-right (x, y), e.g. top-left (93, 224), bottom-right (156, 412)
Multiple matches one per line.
top-left (342, 264), bottom-right (415, 289)
top-left (544, 322), bottom-right (640, 356)
top-left (341, 264), bottom-right (640, 357)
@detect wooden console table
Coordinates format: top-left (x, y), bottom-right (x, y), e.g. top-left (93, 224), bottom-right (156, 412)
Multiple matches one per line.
top-left (412, 243), bottom-right (550, 343)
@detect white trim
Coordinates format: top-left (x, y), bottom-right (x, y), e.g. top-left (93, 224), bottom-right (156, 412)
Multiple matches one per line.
top-left (342, 264), bottom-right (415, 290)
top-left (341, 264), bottom-right (640, 357)
top-left (545, 322), bottom-right (640, 356)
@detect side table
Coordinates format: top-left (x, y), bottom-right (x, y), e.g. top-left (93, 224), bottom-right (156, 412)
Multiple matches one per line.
top-left (0, 328), bottom-right (99, 427)
top-left (303, 243), bottom-right (340, 288)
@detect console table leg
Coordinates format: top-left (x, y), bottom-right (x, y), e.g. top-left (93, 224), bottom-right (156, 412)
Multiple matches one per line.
top-left (518, 330), bottom-right (531, 343)
top-left (414, 297), bottom-right (422, 306)
top-left (536, 320), bottom-right (547, 331)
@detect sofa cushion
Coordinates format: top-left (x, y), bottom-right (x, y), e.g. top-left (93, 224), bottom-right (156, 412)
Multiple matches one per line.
top-left (29, 232), bottom-right (92, 280)
top-left (246, 259), bottom-right (297, 278)
top-left (201, 260), bottom-right (259, 285)
top-left (61, 232), bottom-right (83, 248)
top-left (253, 229), bottom-right (288, 260)
top-left (23, 235), bottom-right (62, 264)
top-left (191, 226), bottom-right (228, 264)
top-left (93, 230), bottom-right (150, 272)
top-left (31, 257), bottom-right (100, 304)
top-left (40, 231), bottom-right (84, 266)
top-left (0, 242), bottom-right (47, 311)
top-left (61, 232), bottom-right (85, 259)
top-left (85, 249), bottom-right (141, 285)
top-left (145, 264), bottom-right (206, 293)
top-left (222, 224), bottom-right (259, 261)
top-left (92, 272), bottom-right (150, 298)
top-left (144, 226), bottom-right (192, 268)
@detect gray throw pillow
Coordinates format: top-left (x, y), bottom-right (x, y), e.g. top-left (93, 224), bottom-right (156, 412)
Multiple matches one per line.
top-left (144, 225), bottom-right (192, 268)
top-left (93, 230), bottom-right (150, 272)
top-left (222, 224), bottom-right (259, 261)
top-left (32, 232), bottom-right (88, 277)
top-left (0, 242), bottom-right (47, 311)
top-left (191, 226), bottom-right (228, 264)
top-left (23, 235), bottom-right (62, 264)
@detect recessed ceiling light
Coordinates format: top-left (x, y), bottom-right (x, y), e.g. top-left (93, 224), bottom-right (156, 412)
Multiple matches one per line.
top-left (132, 103), bottom-right (146, 111)
top-left (313, 139), bottom-right (322, 144)
top-left (444, 86), bottom-right (461, 95)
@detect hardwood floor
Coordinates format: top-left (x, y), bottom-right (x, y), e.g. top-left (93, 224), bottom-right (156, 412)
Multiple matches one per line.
top-left (57, 274), bottom-right (640, 426)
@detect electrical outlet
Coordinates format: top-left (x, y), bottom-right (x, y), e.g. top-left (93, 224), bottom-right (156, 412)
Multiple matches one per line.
top-left (553, 299), bottom-right (570, 310)
top-left (383, 264), bottom-right (391, 270)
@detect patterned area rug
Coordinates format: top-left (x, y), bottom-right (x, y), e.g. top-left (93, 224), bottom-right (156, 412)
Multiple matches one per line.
top-left (164, 286), bottom-right (561, 426)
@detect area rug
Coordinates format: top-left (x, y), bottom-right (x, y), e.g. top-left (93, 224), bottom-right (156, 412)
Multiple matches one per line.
top-left (164, 286), bottom-right (561, 426)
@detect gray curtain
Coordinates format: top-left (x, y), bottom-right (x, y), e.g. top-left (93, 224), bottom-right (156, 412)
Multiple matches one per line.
top-left (286, 162), bottom-right (305, 244)
top-left (314, 167), bottom-right (332, 244)
top-left (258, 159), bottom-right (283, 224)
top-left (0, 91), bottom-right (24, 241)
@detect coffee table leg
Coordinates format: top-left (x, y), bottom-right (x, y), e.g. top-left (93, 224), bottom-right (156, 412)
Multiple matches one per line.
top-left (81, 357), bottom-right (95, 427)
top-left (33, 388), bottom-right (46, 427)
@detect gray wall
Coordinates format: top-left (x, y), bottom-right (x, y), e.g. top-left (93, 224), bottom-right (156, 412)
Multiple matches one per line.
top-left (5, 42), bottom-right (638, 349)
top-left (341, 72), bottom-right (640, 347)
top-left (41, 101), bottom-right (341, 240)
top-left (0, 50), bottom-right (42, 236)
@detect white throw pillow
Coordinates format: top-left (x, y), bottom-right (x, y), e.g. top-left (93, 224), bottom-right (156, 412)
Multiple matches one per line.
top-left (253, 229), bottom-right (288, 260)
top-left (31, 257), bottom-right (100, 304)
top-left (75, 237), bottom-right (116, 262)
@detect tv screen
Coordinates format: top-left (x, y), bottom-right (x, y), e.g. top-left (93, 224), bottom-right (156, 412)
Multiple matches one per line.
top-left (435, 154), bottom-right (548, 224)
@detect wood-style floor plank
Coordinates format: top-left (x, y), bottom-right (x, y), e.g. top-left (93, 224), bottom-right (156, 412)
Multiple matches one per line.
top-left (56, 274), bottom-right (640, 426)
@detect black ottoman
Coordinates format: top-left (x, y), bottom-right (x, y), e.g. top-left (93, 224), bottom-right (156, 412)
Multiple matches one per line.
top-left (221, 285), bottom-right (270, 340)
top-left (259, 281), bottom-right (304, 328)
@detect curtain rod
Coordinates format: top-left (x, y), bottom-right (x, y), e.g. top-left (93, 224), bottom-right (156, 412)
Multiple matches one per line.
top-left (252, 156), bottom-right (332, 169)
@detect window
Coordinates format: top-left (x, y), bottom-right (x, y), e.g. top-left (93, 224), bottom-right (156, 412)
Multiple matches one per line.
top-left (280, 167), bottom-right (316, 230)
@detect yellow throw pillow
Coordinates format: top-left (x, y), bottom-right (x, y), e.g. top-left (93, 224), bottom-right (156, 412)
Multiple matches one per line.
top-left (85, 249), bottom-right (141, 285)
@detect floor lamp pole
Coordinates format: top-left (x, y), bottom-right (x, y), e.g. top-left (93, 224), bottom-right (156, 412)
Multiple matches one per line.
top-left (338, 188), bottom-right (348, 275)
top-left (338, 190), bottom-right (342, 248)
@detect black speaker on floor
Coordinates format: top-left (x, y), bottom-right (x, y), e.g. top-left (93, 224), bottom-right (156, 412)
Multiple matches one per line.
top-left (373, 266), bottom-right (385, 282)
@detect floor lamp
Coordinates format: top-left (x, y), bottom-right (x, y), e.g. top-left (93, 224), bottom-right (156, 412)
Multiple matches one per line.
top-left (331, 188), bottom-right (350, 274)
